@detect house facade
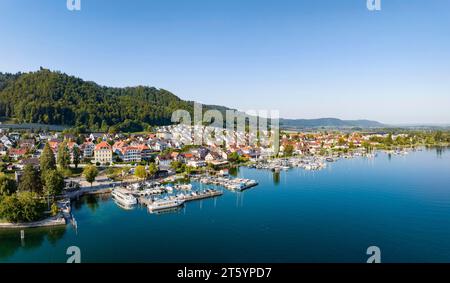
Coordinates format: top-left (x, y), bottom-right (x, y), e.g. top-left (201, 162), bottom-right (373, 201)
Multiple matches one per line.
top-left (94, 141), bottom-right (113, 164)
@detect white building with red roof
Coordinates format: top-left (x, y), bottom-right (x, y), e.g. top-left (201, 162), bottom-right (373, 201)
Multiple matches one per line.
top-left (94, 141), bottom-right (112, 164)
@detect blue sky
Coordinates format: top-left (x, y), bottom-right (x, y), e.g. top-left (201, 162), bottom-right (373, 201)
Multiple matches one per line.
top-left (0, 0), bottom-right (449, 124)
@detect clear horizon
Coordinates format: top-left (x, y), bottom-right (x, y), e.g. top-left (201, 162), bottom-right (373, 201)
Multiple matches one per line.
top-left (1, 0), bottom-right (449, 124)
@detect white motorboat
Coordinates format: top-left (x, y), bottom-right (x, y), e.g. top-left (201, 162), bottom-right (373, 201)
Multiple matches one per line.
top-left (111, 188), bottom-right (137, 206)
top-left (147, 199), bottom-right (185, 212)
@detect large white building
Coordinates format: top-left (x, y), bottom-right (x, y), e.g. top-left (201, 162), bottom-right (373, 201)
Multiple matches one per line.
top-left (94, 141), bottom-right (112, 164)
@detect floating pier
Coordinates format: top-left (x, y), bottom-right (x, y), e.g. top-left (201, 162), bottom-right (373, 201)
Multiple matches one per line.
top-left (195, 176), bottom-right (259, 192)
top-left (139, 189), bottom-right (222, 207)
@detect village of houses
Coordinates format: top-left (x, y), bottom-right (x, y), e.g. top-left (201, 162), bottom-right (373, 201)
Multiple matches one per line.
top-left (0, 124), bottom-right (409, 181)
top-left (0, 124), bottom-right (414, 194)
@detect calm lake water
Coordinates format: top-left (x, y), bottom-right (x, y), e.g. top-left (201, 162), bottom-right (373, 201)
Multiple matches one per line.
top-left (1, 148), bottom-right (450, 263)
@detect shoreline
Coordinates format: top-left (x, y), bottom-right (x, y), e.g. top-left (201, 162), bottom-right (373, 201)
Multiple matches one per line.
top-left (0, 216), bottom-right (66, 230)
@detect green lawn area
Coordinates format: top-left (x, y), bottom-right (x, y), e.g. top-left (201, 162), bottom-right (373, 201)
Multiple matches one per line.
top-left (70, 167), bottom-right (83, 175)
top-left (59, 167), bottom-right (84, 178)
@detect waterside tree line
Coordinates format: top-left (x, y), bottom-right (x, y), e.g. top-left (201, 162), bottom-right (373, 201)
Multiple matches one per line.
top-left (0, 143), bottom-right (65, 223)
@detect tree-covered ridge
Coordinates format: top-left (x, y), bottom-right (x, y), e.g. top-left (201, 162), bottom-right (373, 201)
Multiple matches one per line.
top-left (0, 68), bottom-right (196, 132)
top-left (0, 72), bottom-right (20, 92)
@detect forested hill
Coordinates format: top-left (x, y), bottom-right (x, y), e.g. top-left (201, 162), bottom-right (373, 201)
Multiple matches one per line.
top-left (0, 68), bottom-right (202, 132)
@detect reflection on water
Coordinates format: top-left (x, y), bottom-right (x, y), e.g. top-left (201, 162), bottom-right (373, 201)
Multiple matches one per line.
top-left (229, 166), bottom-right (239, 177)
top-left (273, 171), bottom-right (280, 185)
top-left (435, 146), bottom-right (448, 158)
top-left (85, 194), bottom-right (100, 212)
top-left (0, 226), bottom-right (66, 261)
top-left (72, 193), bottom-right (109, 212)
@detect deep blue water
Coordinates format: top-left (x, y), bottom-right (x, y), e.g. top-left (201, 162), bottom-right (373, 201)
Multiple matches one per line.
top-left (1, 148), bottom-right (450, 263)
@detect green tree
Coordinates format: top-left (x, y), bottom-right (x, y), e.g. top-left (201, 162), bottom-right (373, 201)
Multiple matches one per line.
top-left (0, 192), bottom-right (45, 223)
top-left (434, 131), bottom-right (443, 143)
top-left (170, 161), bottom-right (182, 170)
top-left (385, 134), bottom-right (393, 146)
top-left (18, 164), bottom-right (43, 194)
top-left (57, 142), bottom-right (71, 169)
top-left (148, 163), bottom-right (158, 178)
top-left (40, 142), bottom-right (56, 173)
top-left (284, 144), bottom-right (294, 157)
top-left (135, 165), bottom-right (148, 180)
top-left (0, 175), bottom-right (17, 196)
top-left (362, 141), bottom-right (372, 153)
top-left (185, 166), bottom-right (193, 175)
top-left (72, 146), bottom-right (81, 169)
top-left (83, 165), bottom-right (98, 187)
top-left (43, 169), bottom-right (64, 197)
top-left (51, 202), bottom-right (59, 216)
top-left (227, 152), bottom-right (240, 163)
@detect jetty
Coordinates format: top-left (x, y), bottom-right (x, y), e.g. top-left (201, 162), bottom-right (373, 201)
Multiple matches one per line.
top-left (139, 189), bottom-right (222, 207)
top-left (194, 176), bottom-right (259, 192)
top-left (177, 189), bottom-right (223, 201)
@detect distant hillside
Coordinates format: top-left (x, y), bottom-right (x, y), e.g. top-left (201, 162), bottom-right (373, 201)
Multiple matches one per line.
top-left (280, 118), bottom-right (385, 129)
top-left (0, 68), bottom-right (218, 132)
top-left (0, 72), bottom-right (20, 91)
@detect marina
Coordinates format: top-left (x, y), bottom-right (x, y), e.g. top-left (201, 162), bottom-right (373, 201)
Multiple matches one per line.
top-left (250, 156), bottom-right (328, 171)
top-left (114, 179), bottom-right (227, 212)
top-left (102, 173), bottom-right (258, 211)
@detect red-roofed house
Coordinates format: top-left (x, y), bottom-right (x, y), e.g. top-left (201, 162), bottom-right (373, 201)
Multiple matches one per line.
top-left (137, 144), bottom-right (152, 161)
top-left (120, 146), bottom-right (141, 162)
top-left (9, 148), bottom-right (28, 160)
top-left (94, 141), bottom-right (112, 164)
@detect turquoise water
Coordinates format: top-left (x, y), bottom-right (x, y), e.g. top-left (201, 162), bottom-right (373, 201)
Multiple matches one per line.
top-left (1, 148), bottom-right (450, 263)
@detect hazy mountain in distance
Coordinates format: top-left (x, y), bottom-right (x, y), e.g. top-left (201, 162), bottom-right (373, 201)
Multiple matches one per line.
top-left (279, 118), bottom-right (386, 129)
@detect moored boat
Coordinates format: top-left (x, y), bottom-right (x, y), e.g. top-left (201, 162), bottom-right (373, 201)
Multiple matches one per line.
top-left (147, 199), bottom-right (185, 212)
top-left (111, 188), bottom-right (138, 206)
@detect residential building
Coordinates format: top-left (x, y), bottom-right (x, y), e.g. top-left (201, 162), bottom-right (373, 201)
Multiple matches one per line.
top-left (80, 141), bottom-right (95, 158)
top-left (94, 141), bottom-right (113, 164)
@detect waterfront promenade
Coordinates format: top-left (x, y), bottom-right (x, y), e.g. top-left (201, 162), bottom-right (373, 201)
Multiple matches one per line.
top-left (0, 217), bottom-right (66, 229)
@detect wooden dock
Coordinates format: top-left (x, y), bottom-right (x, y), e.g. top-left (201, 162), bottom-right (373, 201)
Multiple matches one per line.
top-left (179, 190), bottom-right (223, 201)
top-left (236, 182), bottom-right (259, 192)
top-left (139, 190), bottom-right (223, 207)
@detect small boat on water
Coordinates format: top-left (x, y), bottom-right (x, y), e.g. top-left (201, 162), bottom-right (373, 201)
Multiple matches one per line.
top-left (111, 188), bottom-right (137, 206)
top-left (147, 199), bottom-right (185, 212)
top-left (114, 199), bottom-right (135, 210)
